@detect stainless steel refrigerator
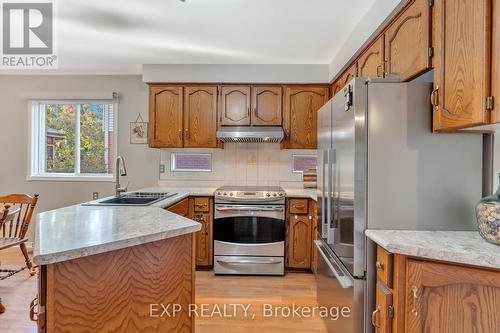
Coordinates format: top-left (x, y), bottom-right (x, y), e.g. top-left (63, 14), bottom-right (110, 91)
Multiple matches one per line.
top-left (315, 78), bottom-right (483, 332)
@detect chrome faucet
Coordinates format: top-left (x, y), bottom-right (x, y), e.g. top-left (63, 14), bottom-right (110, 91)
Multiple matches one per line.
top-left (115, 156), bottom-right (128, 197)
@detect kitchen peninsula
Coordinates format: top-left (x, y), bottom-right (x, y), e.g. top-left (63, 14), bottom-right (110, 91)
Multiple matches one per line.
top-left (32, 193), bottom-right (201, 333)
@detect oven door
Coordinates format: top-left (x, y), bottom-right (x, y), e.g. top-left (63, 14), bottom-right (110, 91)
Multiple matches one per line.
top-left (214, 204), bottom-right (285, 256)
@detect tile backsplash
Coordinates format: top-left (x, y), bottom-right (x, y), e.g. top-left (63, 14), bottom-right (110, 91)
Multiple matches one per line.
top-left (158, 143), bottom-right (316, 188)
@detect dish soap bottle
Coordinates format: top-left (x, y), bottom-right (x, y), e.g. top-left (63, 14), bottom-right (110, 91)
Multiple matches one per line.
top-left (476, 174), bottom-right (500, 245)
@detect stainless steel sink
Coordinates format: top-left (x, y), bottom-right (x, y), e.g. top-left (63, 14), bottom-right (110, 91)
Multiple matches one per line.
top-left (83, 192), bottom-right (177, 206)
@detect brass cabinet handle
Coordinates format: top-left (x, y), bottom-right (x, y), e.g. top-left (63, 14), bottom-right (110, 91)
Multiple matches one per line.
top-left (371, 308), bottom-right (380, 329)
top-left (376, 65), bottom-right (383, 78)
top-left (375, 261), bottom-right (384, 270)
top-left (411, 285), bottom-right (419, 316)
top-left (248, 107), bottom-right (251, 117)
top-left (195, 204), bottom-right (207, 208)
top-left (29, 297), bottom-right (38, 322)
top-left (178, 129), bottom-right (182, 140)
top-left (204, 222), bottom-right (208, 236)
top-left (292, 204), bottom-right (305, 209)
top-left (431, 86), bottom-right (439, 110)
top-left (184, 129), bottom-right (189, 139)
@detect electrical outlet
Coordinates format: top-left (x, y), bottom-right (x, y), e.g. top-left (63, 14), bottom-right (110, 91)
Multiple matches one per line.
top-left (92, 192), bottom-right (99, 200)
top-left (159, 164), bottom-right (165, 173)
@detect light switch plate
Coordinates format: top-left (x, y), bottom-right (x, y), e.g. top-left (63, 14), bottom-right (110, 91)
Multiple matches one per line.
top-left (159, 164), bottom-right (165, 173)
top-left (92, 192), bottom-right (99, 200)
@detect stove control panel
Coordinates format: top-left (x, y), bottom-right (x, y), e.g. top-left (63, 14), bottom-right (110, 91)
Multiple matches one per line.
top-left (215, 189), bottom-right (286, 201)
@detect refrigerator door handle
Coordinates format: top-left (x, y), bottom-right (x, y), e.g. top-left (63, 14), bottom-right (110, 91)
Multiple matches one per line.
top-left (314, 240), bottom-right (353, 288)
top-left (324, 149), bottom-right (330, 237)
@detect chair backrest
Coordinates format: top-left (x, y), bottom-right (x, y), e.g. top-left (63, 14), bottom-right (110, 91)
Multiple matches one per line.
top-left (0, 194), bottom-right (39, 239)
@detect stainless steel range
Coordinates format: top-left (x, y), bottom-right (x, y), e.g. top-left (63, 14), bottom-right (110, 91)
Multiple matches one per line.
top-left (213, 186), bottom-right (286, 275)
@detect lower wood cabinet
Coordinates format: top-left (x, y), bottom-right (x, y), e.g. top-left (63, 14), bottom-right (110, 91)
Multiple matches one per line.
top-left (373, 245), bottom-right (500, 333)
top-left (286, 198), bottom-right (316, 270)
top-left (167, 196), bottom-right (213, 269)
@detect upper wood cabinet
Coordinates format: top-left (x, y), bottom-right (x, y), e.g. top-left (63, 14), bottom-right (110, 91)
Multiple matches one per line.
top-left (432, 0), bottom-right (492, 131)
top-left (406, 259), bottom-right (500, 333)
top-left (251, 86), bottom-right (282, 126)
top-left (384, 0), bottom-right (431, 81)
top-left (148, 86), bottom-right (183, 148)
top-left (219, 85), bottom-right (282, 126)
top-left (184, 86), bottom-right (218, 148)
top-left (283, 86), bottom-right (329, 149)
top-left (332, 63), bottom-right (358, 97)
top-left (358, 36), bottom-right (385, 78)
top-left (219, 86), bottom-right (251, 126)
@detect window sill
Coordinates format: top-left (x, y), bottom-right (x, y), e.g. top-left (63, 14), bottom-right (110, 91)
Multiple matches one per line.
top-left (27, 175), bottom-right (114, 182)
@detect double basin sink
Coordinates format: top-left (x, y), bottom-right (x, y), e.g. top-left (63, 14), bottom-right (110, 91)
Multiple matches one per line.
top-left (83, 192), bottom-right (178, 206)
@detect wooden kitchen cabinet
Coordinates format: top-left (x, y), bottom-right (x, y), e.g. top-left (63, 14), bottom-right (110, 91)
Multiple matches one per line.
top-left (282, 86), bottom-right (329, 149)
top-left (333, 63), bottom-right (358, 96)
top-left (167, 198), bottom-right (189, 217)
top-left (251, 86), bottom-right (282, 126)
top-left (286, 198), bottom-right (317, 270)
top-left (405, 259), bottom-right (500, 333)
top-left (432, 0), bottom-right (492, 131)
top-left (184, 86), bottom-right (218, 148)
top-left (358, 36), bottom-right (385, 78)
top-left (189, 196), bottom-right (213, 268)
top-left (219, 86), bottom-right (251, 126)
top-left (148, 86), bottom-right (184, 148)
top-left (372, 246), bottom-right (500, 333)
top-left (373, 282), bottom-right (393, 333)
top-left (287, 213), bottom-right (312, 270)
top-left (384, 0), bottom-right (431, 81)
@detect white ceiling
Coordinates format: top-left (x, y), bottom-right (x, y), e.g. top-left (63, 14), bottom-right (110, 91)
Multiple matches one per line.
top-left (23, 0), bottom-right (383, 74)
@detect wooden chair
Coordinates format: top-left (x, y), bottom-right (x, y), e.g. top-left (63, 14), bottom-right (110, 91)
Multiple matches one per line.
top-left (0, 194), bottom-right (39, 280)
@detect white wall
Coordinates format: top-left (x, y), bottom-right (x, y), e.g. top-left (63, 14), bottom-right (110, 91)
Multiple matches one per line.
top-left (328, 0), bottom-right (403, 79)
top-left (158, 143), bottom-right (315, 189)
top-left (0, 75), bottom-right (160, 217)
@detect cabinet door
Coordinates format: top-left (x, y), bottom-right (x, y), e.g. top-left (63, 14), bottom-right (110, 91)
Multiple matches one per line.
top-left (358, 36), bottom-right (385, 78)
top-left (341, 63), bottom-right (358, 88)
top-left (251, 86), bottom-right (282, 126)
top-left (167, 198), bottom-right (189, 217)
top-left (148, 86), bottom-right (183, 148)
top-left (492, 0), bottom-right (500, 123)
top-left (432, 0), bottom-right (491, 131)
top-left (193, 212), bottom-right (212, 267)
top-left (184, 86), bottom-right (218, 148)
top-left (332, 81), bottom-right (342, 96)
top-left (372, 282), bottom-right (393, 333)
top-left (286, 214), bottom-right (312, 269)
top-left (219, 86), bottom-right (251, 126)
top-left (283, 87), bottom-right (329, 149)
top-left (384, 0), bottom-right (431, 81)
top-left (406, 260), bottom-right (500, 333)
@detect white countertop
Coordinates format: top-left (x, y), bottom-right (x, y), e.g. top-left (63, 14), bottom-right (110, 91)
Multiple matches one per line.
top-left (33, 191), bottom-right (203, 266)
top-left (282, 188), bottom-right (317, 201)
top-left (366, 229), bottom-right (500, 270)
top-left (34, 185), bottom-right (316, 266)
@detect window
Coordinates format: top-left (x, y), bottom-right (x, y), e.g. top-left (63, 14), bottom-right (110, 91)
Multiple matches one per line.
top-left (292, 154), bottom-right (317, 173)
top-left (28, 101), bottom-right (116, 181)
top-left (171, 153), bottom-right (212, 172)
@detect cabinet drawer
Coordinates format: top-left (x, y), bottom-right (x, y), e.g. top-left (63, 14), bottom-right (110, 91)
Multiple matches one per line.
top-left (194, 197), bottom-right (210, 212)
top-left (167, 198), bottom-right (189, 216)
top-left (289, 199), bottom-right (309, 214)
top-left (376, 246), bottom-right (394, 288)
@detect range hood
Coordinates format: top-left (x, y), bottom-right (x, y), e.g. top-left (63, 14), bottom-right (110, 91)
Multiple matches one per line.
top-left (216, 126), bottom-right (284, 143)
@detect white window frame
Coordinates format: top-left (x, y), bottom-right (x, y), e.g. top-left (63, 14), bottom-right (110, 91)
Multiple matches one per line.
top-left (292, 154), bottom-right (317, 174)
top-left (171, 153), bottom-right (212, 172)
top-left (27, 99), bottom-right (118, 182)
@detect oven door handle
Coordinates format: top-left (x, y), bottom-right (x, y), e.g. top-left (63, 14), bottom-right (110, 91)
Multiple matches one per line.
top-left (215, 206), bottom-right (284, 212)
top-left (216, 259), bottom-right (282, 265)
top-left (314, 240), bottom-right (354, 288)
